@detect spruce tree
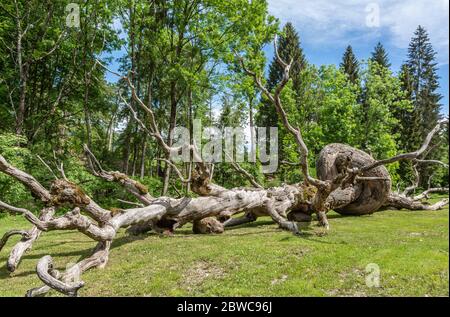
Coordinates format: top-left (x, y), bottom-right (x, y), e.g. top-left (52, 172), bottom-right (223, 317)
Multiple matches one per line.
top-left (406, 25), bottom-right (442, 150)
top-left (371, 42), bottom-right (391, 69)
top-left (340, 45), bottom-right (359, 84)
top-left (404, 25), bottom-right (443, 187)
top-left (256, 22), bottom-right (306, 128)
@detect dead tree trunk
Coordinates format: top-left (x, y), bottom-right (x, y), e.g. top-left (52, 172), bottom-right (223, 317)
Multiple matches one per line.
top-left (316, 143), bottom-right (391, 215)
top-left (0, 38), bottom-right (448, 297)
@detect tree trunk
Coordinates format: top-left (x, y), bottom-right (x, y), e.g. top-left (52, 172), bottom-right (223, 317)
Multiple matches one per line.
top-left (162, 82), bottom-right (178, 195)
top-left (140, 138), bottom-right (147, 180)
top-left (316, 143), bottom-right (391, 215)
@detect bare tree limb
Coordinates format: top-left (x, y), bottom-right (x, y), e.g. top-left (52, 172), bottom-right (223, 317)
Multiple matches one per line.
top-left (225, 152), bottom-right (263, 189)
top-left (97, 59), bottom-right (225, 197)
top-left (36, 155), bottom-right (58, 180)
top-left (156, 158), bottom-right (191, 184)
top-left (402, 161), bottom-right (420, 197)
top-left (357, 121), bottom-right (446, 174)
top-left (84, 145), bottom-right (154, 205)
top-left (413, 188), bottom-right (449, 201)
top-left (385, 193), bottom-right (449, 211)
top-left (0, 230), bottom-right (30, 252)
top-left (28, 241), bottom-right (111, 297)
top-left (0, 154), bottom-right (51, 202)
top-left (416, 159), bottom-right (449, 168)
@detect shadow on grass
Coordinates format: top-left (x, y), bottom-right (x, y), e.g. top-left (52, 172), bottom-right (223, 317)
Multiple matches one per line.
top-left (0, 216), bottom-right (344, 282)
top-left (110, 232), bottom-right (153, 249)
top-left (0, 269), bottom-right (38, 280)
top-left (0, 233), bottom-right (153, 281)
top-left (223, 220), bottom-right (275, 231)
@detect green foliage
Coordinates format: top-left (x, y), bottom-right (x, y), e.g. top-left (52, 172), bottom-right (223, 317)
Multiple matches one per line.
top-left (356, 61), bottom-right (413, 184)
top-left (0, 1), bottom-right (447, 205)
top-left (312, 65), bottom-right (359, 150)
top-left (403, 26), bottom-right (444, 187)
top-left (0, 134), bottom-right (32, 209)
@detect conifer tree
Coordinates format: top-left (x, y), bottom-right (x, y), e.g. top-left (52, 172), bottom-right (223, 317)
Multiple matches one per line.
top-left (404, 25), bottom-right (443, 186)
top-left (405, 25), bottom-right (442, 150)
top-left (256, 22), bottom-right (306, 128)
top-left (340, 45), bottom-right (359, 84)
top-left (371, 42), bottom-right (391, 69)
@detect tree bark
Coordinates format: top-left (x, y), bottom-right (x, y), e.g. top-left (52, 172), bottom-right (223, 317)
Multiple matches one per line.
top-left (162, 82), bottom-right (178, 195)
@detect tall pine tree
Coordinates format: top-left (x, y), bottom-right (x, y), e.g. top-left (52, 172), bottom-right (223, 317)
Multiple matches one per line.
top-left (340, 45), bottom-right (359, 84)
top-left (371, 42), bottom-right (391, 69)
top-left (256, 22), bottom-right (306, 128)
top-left (403, 25), bottom-right (443, 187)
top-left (405, 25), bottom-right (442, 150)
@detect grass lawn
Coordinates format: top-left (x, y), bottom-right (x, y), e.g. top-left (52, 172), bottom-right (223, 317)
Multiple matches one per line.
top-left (0, 195), bottom-right (448, 297)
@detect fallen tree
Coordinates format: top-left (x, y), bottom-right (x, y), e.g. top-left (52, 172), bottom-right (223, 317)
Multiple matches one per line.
top-left (0, 37), bottom-right (448, 296)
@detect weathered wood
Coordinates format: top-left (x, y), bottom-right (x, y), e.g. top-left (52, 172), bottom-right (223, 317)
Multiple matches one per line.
top-left (413, 188), bottom-right (449, 201)
top-left (0, 37), bottom-right (447, 298)
top-left (384, 193), bottom-right (449, 211)
top-left (6, 207), bottom-right (55, 272)
top-left (0, 154), bottom-right (54, 271)
top-left (317, 143), bottom-right (391, 215)
top-left (27, 241), bottom-right (110, 297)
top-left (193, 217), bottom-right (224, 234)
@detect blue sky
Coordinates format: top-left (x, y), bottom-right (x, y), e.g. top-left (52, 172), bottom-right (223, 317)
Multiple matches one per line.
top-left (267, 0), bottom-right (449, 114)
top-left (105, 0), bottom-right (449, 114)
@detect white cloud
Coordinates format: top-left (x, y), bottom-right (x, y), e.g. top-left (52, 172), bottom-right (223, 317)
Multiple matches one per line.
top-left (382, 0), bottom-right (449, 64)
top-left (267, 0), bottom-right (449, 64)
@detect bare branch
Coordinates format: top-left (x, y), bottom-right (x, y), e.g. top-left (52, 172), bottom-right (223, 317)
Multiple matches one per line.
top-left (416, 159), bottom-right (449, 168)
top-left (0, 154), bottom-right (51, 202)
top-left (236, 38), bottom-right (323, 189)
top-left (4, 207), bottom-right (55, 272)
top-left (35, 255), bottom-right (85, 297)
top-left (97, 59), bottom-right (215, 194)
top-left (29, 241), bottom-right (111, 297)
top-left (156, 158), bottom-right (191, 184)
top-left (359, 121), bottom-right (446, 173)
top-left (36, 155), bottom-right (58, 180)
top-left (385, 193), bottom-right (449, 211)
top-left (273, 34), bottom-right (290, 69)
top-left (280, 160), bottom-right (301, 166)
top-left (0, 230), bottom-right (30, 252)
top-left (355, 176), bottom-right (391, 181)
top-left (32, 31), bottom-right (67, 62)
top-left (402, 162), bottom-right (420, 197)
top-left (225, 152), bottom-right (263, 189)
top-left (117, 199), bottom-right (144, 208)
top-left (0, 202), bottom-right (115, 241)
top-left (413, 188), bottom-right (449, 201)
top-left (84, 144), bottom-right (154, 205)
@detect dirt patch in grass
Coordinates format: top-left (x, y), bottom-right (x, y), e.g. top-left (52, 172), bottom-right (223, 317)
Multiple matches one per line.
top-left (326, 268), bottom-right (370, 297)
top-left (271, 274), bottom-right (288, 286)
top-left (291, 247), bottom-right (311, 259)
top-left (183, 261), bottom-right (226, 291)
